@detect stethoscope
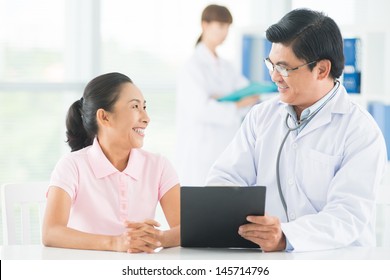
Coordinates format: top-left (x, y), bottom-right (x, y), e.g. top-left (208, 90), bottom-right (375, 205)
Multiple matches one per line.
top-left (276, 81), bottom-right (340, 222)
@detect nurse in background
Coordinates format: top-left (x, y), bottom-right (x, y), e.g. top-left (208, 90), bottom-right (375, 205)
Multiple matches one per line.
top-left (176, 4), bottom-right (259, 186)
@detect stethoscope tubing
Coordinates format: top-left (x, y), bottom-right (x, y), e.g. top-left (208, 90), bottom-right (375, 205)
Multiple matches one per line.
top-left (276, 81), bottom-right (340, 222)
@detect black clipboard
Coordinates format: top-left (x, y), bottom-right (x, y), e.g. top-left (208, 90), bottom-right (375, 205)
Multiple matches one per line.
top-left (180, 186), bottom-right (266, 248)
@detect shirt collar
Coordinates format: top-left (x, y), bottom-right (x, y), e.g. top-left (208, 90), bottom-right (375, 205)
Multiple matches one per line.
top-left (124, 148), bottom-right (145, 181)
top-left (283, 82), bottom-right (340, 123)
top-left (87, 138), bottom-right (145, 180)
top-left (195, 42), bottom-right (219, 65)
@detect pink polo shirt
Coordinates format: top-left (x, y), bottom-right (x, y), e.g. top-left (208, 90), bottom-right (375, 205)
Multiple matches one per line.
top-left (49, 138), bottom-right (179, 236)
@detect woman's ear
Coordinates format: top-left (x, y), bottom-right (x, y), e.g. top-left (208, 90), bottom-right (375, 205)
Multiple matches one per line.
top-left (96, 108), bottom-right (110, 127)
top-left (201, 20), bottom-right (208, 31)
top-left (316, 59), bottom-right (332, 80)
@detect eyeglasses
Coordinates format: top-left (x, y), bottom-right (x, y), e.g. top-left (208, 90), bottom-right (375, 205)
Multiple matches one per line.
top-left (264, 58), bottom-right (317, 77)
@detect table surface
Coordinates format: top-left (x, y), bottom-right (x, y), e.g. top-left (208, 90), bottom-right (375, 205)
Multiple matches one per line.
top-left (1, 245), bottom-right (390, 260)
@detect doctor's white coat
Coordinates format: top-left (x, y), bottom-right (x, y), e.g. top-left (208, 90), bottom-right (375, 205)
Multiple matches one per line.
top-left (176, 43), bottom-right (249, 185)
top-left (207, 85), bottom-right (388, 252)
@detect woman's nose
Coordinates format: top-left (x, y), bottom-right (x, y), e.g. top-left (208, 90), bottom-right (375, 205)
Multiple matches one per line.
top-left (142, 110), bottom-right (150, 124)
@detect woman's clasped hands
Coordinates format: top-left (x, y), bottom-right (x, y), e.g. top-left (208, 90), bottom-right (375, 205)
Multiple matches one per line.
top-left (115, 219), bottom-right (164, 253)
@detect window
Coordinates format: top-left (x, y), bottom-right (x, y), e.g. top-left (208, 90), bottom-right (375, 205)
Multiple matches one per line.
top-left (100, 0), bottom-right (254, 157)
top-left (0, 0), bottom-right (71, 184)
top-left (0, 0), bottom-right (254, 243)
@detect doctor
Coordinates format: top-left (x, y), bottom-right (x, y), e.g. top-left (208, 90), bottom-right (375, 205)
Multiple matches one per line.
top-left (176, 4), bottom-right (259, 186)
top-left (206, 8), bottom-right (388, 252)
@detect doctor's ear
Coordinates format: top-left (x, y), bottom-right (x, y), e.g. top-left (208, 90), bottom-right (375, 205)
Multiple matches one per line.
top-left (315, 59), bottom-right (331, 80)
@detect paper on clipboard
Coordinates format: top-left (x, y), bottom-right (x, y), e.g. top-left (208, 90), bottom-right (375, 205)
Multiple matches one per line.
top-left (217, 82), bottom-right (277, 102)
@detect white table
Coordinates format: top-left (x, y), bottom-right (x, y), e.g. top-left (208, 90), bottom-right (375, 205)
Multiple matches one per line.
top-left (3, 245), bottom-right (390, 280)
top-left (1, 245), bottom-right (390, 260)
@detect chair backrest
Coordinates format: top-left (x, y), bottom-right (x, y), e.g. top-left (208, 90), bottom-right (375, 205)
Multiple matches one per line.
top-left (376, 183), bottom-right (390, 247)
top-left (1, 182), bottom-right (48, 245)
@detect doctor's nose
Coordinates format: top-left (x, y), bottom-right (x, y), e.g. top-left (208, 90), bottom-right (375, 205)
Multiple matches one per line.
top-left (270, 69), bottom-right (284, 83)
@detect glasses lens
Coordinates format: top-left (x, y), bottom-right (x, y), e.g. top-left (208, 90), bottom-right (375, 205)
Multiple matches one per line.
top-left (275, 65), bottom-right (288, 77)
top-left (264, 59), bottom-right (289, 77)
top-left (264, 59), bottom-right (274, 72)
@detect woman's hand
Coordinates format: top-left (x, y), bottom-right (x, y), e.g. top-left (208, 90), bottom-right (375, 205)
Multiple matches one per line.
top-left (120, 219), bottom-right (163, 253)
top-left (235, 95), bottom-right (259, 108)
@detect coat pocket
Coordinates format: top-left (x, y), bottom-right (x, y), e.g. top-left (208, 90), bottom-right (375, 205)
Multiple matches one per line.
top-left (298, 149), bottom-right (343, 208)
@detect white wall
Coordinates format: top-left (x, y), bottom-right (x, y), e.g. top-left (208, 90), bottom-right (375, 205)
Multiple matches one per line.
top-left (353, 0), bottom-right (390, 101)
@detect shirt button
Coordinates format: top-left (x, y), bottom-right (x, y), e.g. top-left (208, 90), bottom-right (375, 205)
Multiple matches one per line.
top-left (121, 191), bottom-right (127, 198)
top-left (292, 143), bottom-right (298, 149)
top-left (290, 213), bottom-right (296, 220)
top-left (288, 178), bottom-right (294, 185)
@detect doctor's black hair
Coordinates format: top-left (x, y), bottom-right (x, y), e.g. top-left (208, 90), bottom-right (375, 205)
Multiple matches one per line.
top-left (196, 4), bottom-right (233, 45)
top-left (65, 72), bottom-right (132, 152)
top-left (265, 8), bottom-right (344, 79)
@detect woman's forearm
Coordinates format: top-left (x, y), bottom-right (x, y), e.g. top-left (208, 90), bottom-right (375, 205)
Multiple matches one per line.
top-left (160, 226), bottom-right (180, 248)
top-left (42, 225), bottom-right (119, 252)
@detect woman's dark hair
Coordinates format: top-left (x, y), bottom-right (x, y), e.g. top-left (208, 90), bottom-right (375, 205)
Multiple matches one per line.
top-left (66, 72), bottom-right (132, 152)
top-left (265, 8), bottom-right (344, 79)
top-left (196, 4), bottom-right (233, 45)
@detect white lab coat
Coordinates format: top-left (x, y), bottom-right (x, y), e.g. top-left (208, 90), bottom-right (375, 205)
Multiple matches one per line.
top-left (207, 85), bottom-right (388, 252)
top-left (175, 42), bottom-right (249, 186)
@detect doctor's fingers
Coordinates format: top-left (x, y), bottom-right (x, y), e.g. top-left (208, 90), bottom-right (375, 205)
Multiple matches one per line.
top-left (239, 222), bottom-right (274, 234)
top-left (246, 215), bottom-right (281, 226)
top-left (242, 236), bottom-right (280, 252)
top-left (239, 226), bottom-right (280, 241)
top-left (240, 226), bottom-right (285, 251)
top-left (239, 223), bottom-right (283, 244)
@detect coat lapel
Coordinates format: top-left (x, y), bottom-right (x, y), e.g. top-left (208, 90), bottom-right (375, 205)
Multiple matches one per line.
top-left (296, 85), bottom-right (351, 140)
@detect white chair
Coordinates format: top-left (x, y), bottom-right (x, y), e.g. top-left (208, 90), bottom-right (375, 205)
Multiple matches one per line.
top-left (1, 182), bottom-right (48, 245)
top-left (376, 183), bottom-right (390, 247)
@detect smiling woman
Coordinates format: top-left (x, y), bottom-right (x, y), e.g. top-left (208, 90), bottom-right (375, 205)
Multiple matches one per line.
top-left (42, 72), bottom-right (181, 253)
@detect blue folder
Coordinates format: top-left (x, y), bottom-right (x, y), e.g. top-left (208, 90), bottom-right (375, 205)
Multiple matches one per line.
top-left (218, 82), bottom-right (277, 102)
top-left (367, 102), bottom-right (390, 160)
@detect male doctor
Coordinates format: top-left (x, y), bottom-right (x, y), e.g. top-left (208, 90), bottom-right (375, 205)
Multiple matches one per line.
top-left (206, 8), bottom-right (388, 252)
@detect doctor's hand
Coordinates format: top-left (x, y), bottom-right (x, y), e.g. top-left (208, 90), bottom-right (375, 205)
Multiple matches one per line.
top-left (238, 214), bottom-right (286, 252)
top-left (235, 95), bottom-right (259, 108)
top-left (119, 219), bottom-right (163, 253)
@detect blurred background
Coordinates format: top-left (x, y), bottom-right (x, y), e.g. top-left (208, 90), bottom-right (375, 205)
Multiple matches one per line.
top-left (1, 0), bottom-right (389, 245)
